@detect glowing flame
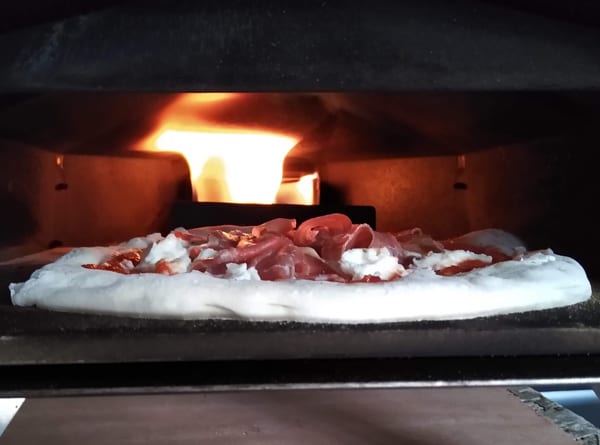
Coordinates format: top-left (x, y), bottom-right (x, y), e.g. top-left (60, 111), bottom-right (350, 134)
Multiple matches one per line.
top-left (138, 93), bottom-right (315, 204)
top-left (155, 129), bottom-right (297, 203)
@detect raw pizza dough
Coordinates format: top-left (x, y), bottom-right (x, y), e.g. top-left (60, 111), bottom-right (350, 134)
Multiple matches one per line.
top-left (9, 245), bottom-right (591, 323)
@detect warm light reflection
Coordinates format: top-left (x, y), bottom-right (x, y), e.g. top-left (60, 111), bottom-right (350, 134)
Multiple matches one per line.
top-left (296, 173), bottom-right (320, 204)
top-left (138, 93), bottom-right (318, 204)
top-left (277, 173), bottom-right (320, 205)
top-left (180, 93), bottom-right (240, 104)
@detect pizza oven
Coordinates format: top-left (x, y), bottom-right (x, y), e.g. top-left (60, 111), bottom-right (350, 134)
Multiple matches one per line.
top-left (0, 0), bottom-right (600, 395)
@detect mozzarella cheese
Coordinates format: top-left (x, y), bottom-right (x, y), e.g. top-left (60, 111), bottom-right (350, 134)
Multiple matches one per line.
top-left (224, 263), bottom-right (261, 281)
top-left (139, 234), bottom-right (191, 273)
top-left (413, 249), bottom-right (492, 271)
top-left (340, 248), bottom-right (406, 281)
top-left (125, 233), bottom-right (164, 249)
top-left (198, 248), bottom-right (218, 260)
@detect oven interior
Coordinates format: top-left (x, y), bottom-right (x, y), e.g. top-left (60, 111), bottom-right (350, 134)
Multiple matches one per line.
top-left (1, 91), bottom-right (599, 395)
top-left (1, 92), bottom-right (598, 274)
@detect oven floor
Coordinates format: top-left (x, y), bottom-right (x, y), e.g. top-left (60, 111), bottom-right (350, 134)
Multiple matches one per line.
top-left (1, 388), bottom-right (597, 444)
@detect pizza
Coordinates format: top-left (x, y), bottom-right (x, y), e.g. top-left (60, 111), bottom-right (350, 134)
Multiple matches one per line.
top-left (9, 213), bottom-right (592, 323)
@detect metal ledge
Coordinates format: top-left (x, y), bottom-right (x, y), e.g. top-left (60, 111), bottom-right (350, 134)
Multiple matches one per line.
top-left (2, 355), bottom-right (600, 398)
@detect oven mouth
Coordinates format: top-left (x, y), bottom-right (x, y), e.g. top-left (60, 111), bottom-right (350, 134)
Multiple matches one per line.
top-left (1, 0), bottom-right (600, 393)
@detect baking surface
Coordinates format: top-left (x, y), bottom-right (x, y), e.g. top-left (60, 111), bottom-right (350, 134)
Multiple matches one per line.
top-left (0, 388), bottom-right (578, 445)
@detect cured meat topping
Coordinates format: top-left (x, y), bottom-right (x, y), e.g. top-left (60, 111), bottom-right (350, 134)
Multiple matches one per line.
top-left (83, 249), bottom-right (143, 274)
top-left (82, 214), bottom-right (521, 282)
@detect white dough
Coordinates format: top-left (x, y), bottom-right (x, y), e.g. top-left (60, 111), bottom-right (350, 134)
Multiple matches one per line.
top-left (9, 247), bottom-right (592, 323)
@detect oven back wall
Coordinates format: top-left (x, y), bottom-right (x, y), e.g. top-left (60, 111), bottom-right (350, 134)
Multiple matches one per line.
top-left (321, 142), bottom-right (597, 277)
top-left (0, 142), bottom-right (190, 261)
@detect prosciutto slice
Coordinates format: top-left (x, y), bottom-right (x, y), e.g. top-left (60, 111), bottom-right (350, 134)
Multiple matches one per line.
top-left (193, 234), bottom-right (291, 275)
top-left (87, 213), bottom-right (524, 282)
top-left (291, 215), bottom-right (404, 263)
top-left (194, 232), bottom-right (347, 281)
top-left (254, 244), bottom-right (346, 281)
top-left (173, 225), bottom-right (252, 245)
top-left (252, 218), bottom-right (296, 237)
top-left (442, 229), bottom-right (525, 260)
top-left (394, 228), bottom-right (444, 257)
top-left (320, 224), bottom-right (404, 261)
top-left (293, 213), bottom-right (353, 247)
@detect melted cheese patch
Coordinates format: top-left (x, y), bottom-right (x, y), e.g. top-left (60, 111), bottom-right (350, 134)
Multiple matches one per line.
top-left (413, 250), bottom-right (492, 271)
top-left (340, 248), bottom-right (406, 280)
top-left (138, 234), bottom-right (191, 274)
top-left (224, 263), bottom-right (261, 281)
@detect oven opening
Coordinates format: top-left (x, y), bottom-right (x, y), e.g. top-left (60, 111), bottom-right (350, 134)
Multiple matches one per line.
top-left (0, 90), bottom-right (599, 394)
top-left (1, 0), bottom-right (600, 410)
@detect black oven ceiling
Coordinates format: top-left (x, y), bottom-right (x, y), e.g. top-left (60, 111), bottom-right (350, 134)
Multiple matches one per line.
top-left (1, 0), bottom-right (600, 91)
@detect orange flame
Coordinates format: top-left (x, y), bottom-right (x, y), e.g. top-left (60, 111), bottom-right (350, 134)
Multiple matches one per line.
top-left (138, 94), bottom-right (312, 204)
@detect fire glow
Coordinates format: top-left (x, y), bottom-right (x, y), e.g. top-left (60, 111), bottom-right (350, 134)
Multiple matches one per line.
top-left (155, 129), bottom-right (297, 203)
top-left (139, 94), bottom-right (316, 204)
